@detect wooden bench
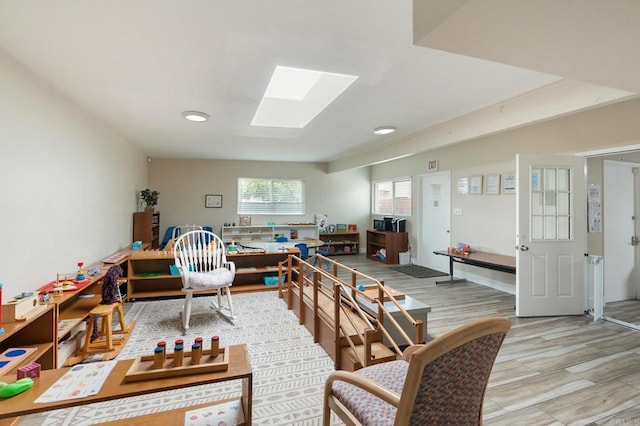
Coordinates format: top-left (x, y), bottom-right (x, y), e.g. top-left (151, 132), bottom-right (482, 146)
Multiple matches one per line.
top-left (433, 250), bottom-right (515, 285)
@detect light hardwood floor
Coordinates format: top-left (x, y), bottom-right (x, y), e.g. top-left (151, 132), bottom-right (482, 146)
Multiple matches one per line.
top-left (336, 254), bottom-right (640, 425)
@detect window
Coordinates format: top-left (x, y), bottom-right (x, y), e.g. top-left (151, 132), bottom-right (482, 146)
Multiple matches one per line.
top-left (372, 178), bottom-right (412, 216)
top-left (238, 177), bottom-right (305, 215)
top-left (530, 167), bottom-right (572, 240)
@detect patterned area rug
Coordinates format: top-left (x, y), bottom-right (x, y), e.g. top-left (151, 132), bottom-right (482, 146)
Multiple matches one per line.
top-left (18, 292), bottom-right (336, 425)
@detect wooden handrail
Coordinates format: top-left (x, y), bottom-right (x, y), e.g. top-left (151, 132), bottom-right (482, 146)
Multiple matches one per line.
top-left (279, 253), bottom-right (423, 370)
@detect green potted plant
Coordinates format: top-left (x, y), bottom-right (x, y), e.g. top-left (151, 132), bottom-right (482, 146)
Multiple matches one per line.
top-left (139, 188), bottom-right (159, 212)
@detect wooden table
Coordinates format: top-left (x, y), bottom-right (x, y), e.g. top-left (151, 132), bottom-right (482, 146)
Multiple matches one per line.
top-left (0, 344), bottom-right (252, 425)
top-left (433, 250), bottom-right (516, 284)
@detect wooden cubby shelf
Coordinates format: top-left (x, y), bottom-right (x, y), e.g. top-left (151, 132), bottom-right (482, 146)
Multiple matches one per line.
top-left (318, 232), bottom-right (359, 255)
top-left (366, 230), bottom-right (408, 265)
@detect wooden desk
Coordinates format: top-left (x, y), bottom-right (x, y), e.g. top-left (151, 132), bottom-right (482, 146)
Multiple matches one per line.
top-left (433, 250), bottom-right (516, 284)
top-left (0, 344), bottom-right (252, 425)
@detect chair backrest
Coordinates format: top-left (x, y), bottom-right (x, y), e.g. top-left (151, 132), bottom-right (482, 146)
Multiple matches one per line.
top-left (294, 243), bottom-right (309, 260)
top-left (173, 230), bottom-right (227, 274)
top-left (396, 317), bottom-right (511, 425)
top-left (318, 240), bottom-right (331, 256)
top-left (172, 224), bottom-right (203, 240)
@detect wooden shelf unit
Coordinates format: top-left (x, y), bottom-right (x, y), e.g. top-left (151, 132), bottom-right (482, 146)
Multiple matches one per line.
top-left (0, 304), bottom-right (57, 373)
top-left (126, 249), bottom-right (296, 299)
top-left (366, 230), bottom-right (408, 265)
top-left (133, 211), bottom-right (160, 249)
top-left (227, 249), bottom-right (297, 292)
top-left (127, 251), bottom-right (189, 300)
top-left (221, 224), bottom-right (318, 244)
top-left (318, 232), bottom-right (360, 255)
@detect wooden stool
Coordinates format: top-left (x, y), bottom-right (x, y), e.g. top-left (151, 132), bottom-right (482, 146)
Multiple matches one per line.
top-left (82, 303), bottom-right (127, 358)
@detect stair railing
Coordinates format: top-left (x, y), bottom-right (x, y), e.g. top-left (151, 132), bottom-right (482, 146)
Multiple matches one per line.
top-left (279, 253), bottom-right (424, 370)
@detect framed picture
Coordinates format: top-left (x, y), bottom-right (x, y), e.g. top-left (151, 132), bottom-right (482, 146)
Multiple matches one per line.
top-left (336, 224), bottom-right (347, 232)
top-left (239, 215), bottom-right (251, 226)
top-left (327, 224), bottom-right (336, 233)
top-left (347, 224), bottom-right (358, 232)
top-left (205, 194), bottom-right (222, 208)
top-left (485, 174), bottom-right (500, 195)
top-left (502, 173), bottom-right (516, 194)
top-left (469, 175), bottom-right (483, 195)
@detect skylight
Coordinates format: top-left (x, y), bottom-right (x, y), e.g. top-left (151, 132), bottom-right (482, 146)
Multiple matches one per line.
top-left (251, 66), bottom-right (358, 128)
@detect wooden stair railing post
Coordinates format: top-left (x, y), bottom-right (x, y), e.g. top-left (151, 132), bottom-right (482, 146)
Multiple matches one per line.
top-left (333, 281), bottom-right (341, 370)
top-left (377, 280), bottom-right (385, 330)
top-left (298, 259), bottom-right (306, 326)
top-left (280, 256), bottom-right (293, 309)
top-left (364, 328), bottom-right (374, 368)
top-left (313, 271), bottom-right (320, 343)
top-left (350, 271), bottom-right (358, 301)
top-left (415, 319), bottom-right (424, 344)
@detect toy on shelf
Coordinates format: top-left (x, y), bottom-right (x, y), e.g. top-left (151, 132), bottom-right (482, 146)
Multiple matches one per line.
top-left (17, 362), bottom-right (40, 380)
top-left (0, 347), bottom-right (37, 376)
top-left (76, 262), bottom-right (86, 281)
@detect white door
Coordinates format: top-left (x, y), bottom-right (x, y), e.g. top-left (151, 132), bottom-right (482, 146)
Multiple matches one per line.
top-left (417, 171), bottom-right (451, 272)
top-left (516, 154), bottom-right (586, 316)
top-left (603, 160), bottom-right (640, 302)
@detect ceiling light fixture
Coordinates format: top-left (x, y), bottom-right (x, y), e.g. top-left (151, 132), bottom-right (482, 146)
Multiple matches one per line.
top-left (181, 111), bottom-right (210, 122)
top-left (373, 126), bottom-right (396, 135)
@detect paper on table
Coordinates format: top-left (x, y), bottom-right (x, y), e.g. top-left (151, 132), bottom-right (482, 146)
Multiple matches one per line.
top-left (35, 360), bottom-right (117, 403)
top-left (184, 399), bottom-right (243, 425)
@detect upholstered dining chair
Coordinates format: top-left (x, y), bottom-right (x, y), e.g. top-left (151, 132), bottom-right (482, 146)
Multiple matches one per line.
top-left (173, 230), bottom-right (236, 332)
top-left (323, 316), bottom-right (511, 426)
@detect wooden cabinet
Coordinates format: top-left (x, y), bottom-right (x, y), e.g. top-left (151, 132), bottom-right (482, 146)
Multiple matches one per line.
top-left (127, 251), bottom-right (187, 300)
top-left (319, 232), bottom-right (360, 255)
top-left (366, 230), bottom-right (408, 264)
top-left (227, 250), bottom-right (297, 291)
top-left (133, 211), bottom-right (160, 249)
top-left (0, 304), bottom-right (56, 373)
top-left (221, 224), bottom-right (318, 244)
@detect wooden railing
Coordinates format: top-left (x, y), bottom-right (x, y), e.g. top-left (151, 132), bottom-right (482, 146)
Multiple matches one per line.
top-left (278, 253), bottom-right (423, 369)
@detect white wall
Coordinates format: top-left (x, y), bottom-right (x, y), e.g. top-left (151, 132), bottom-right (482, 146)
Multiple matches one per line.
top-left (148, 159), bottom-right (371, 244)
top-left (0, 49), bottom-right (147, 298)
top-left (371, 97), bottom-right (640, 288)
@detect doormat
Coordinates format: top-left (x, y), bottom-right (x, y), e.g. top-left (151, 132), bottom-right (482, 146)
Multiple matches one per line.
top-left (390, 265), bottom-right (448, 278)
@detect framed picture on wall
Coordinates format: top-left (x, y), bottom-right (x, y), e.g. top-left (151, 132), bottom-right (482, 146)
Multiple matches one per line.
top-left (502, 173), bottom-right (516, 194)
top-left (205, 194), bottom-right (223, 208)
top-left (469, 175), bottom-right (483, 194)
top-left (485, 174), bottom-right (500, 195)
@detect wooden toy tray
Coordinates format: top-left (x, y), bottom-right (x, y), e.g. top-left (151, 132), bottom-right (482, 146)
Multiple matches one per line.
top-left (123, 347), bottom-right (229, 383)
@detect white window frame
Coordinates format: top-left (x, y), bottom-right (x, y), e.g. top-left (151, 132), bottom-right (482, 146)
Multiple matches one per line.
top-left (372, 177), bottom-right (412, 216)
top-left (237, 177), bottom-right (305, 215)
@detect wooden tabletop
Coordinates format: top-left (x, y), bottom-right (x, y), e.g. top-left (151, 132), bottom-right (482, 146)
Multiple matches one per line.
top-left (0, 344), bottom-right (251, 420)
top-left (434, 250), bottom-right (516, 272)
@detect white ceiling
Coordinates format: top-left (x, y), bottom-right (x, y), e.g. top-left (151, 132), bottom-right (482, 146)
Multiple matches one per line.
top-left (0, 1), bottom-right (636, 166)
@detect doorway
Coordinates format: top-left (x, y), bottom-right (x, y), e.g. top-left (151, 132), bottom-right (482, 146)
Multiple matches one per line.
top-left (417, 171), bottom-right (451, 272)
top-left (602, 159), bottom-right (640, 328)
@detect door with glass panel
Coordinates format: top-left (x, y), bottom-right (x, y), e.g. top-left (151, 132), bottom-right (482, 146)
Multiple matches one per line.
top-left (516, 154), bottom-right (586, 316)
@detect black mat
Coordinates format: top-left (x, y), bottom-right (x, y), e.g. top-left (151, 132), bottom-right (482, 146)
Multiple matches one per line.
top-left (390, 264), bottom-right (448, 278)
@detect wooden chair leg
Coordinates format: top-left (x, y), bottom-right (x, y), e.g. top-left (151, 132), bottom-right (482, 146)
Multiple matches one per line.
top-left (183, 292), bottom-right (193, 332)
top-left (114, 303), bottom-right (127, 333)
top-left (82, 316), bottom-right (95, 358)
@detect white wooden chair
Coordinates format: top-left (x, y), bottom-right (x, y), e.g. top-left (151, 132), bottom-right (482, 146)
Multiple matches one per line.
top-left (173, 230), bottom-right (236, 332)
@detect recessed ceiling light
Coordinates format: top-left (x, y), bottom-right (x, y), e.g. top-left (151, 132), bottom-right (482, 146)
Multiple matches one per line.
top-left (251, 66), bottom-right (359, 128)
top-left (373, 126), bottom-right (396, 135)
top-left (181, 111), bottom-right (210, 122)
